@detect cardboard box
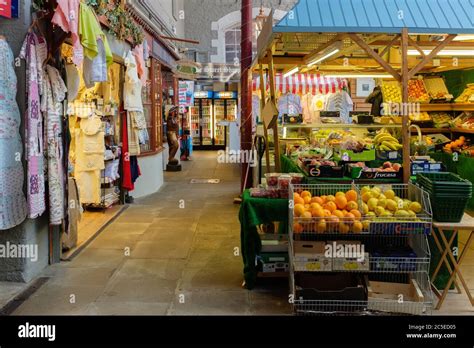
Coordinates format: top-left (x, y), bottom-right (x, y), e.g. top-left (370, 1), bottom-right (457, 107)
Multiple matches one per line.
top-left (328, 241), bottom-right (370, 271)
top-left (367, 278), bottom-right (425, 315)
top-left (293, 241), bottom-right (332, 272)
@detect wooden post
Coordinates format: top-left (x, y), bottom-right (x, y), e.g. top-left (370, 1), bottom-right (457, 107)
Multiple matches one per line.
top-left (401, 28), bottom-right (410, 183)
top-left (259, 65), bottom-right (271, 173)
top-left (267, 52), bottom-right (281, 172)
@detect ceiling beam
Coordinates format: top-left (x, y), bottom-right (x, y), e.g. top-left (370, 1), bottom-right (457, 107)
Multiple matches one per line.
top-left (408, 37), bottom-right (427, 58)
top-left (408, 34), bottom-right (457, 79)
top-left (303, 33), bottom-right (346, 63)
top-left (378, 34), bottom-right (400, 58)
top-left (370, 40), bottom-right (474, 48)
top-left (348, 33), bottom-right (401, 81)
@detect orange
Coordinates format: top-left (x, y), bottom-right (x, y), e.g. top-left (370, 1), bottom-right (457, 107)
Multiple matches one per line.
top-left (350, 209), bottom-right (362, 220)
top-left (315, 219), bottom-right (327, 234)
top-left (303, 196), bottom-right (312, 204)
top-left (344, 213), bottom-right (355, 225)
top-left (311, 196), bottom-right (324, 205)
top-left (294, 196), bottom-right (305, 205)
top-left (333, 210), bottom-right (345, 219)
top-left (323, 209), bottom-right (332, 217)
top-left (326, 195), bottom-right (336, 203)
top-left (326, 215), bottom-right (340, 225)
top-left (335, 191), bottom-right (346, 197)
top-left (294, 204), bottom-right (305, 217)
top-left (345, 190), bottom-right (358, 202)
top-left (302, 211), bottom-right (312, 219)
top-left (304, 204), bottom-right (310, 210)
top-left (346, 201), bottom-right (359, 211)
top-left (293, 222), bottom-right (303, 234)
top-left (353, 221), bottom-right (363, 234)
top-left (335, 195), bottom-right (347, 210)
top-left (339, 222), bottom-right (350, 234)
top-left (323, 201), bottom-right (337, 213)
top-left (310, 202), bottom-right (322, 210)
top-left (301, 191), bottom-right (312, 199)
top-left (311, 207), bottom-right (325, 218)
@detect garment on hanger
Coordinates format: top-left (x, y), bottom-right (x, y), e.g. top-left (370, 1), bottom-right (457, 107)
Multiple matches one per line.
top-left (43, 65), bottom-right (67, 225)
top-left (79, 2), bottom-right (112, 66)
top-left (66, 63), bottom-right (80, 102)
top-left (121, 111), bottom-right (134, 191)
top-left (132, 43), bottom-right (145, 84)
top-left (52, 0), bottom-right (83, 66)
top-left (20, 32), bottom-right (46, 218)
top-left (127, 111), bottom-right (141, 156)
top-left (124, 50), bottom-right (143, 112)
top-left (326, 91), bottom-right (354, 124)
top-left (277, 92), bottom-right (302, 119)
top-left (74, 115), bottom-right (104, 204)
top-left (82, 37), bottom-right (108, 88)
top-left (0, 38), bottom-right (28, 230)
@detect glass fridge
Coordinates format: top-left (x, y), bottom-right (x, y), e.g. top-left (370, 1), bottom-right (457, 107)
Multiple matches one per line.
top-left (190, 91), bottom-right (214, 149)
top-left (213, 91), bottom-right (238, 149)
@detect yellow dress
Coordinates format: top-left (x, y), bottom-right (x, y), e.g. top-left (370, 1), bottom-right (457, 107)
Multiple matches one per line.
top-left (74, 115), bottom-right (104, 204)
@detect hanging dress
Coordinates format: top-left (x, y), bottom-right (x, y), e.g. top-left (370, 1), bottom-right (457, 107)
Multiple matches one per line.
top-left (0, 38), bottom-right (28, 230)
top-left (43, 65), bottom-right (67, 225)
top-left (20, 32), bottom-right (46, 219)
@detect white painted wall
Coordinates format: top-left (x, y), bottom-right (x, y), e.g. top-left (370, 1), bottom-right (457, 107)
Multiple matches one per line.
top-left (133, 152), bottom-right (165, 198)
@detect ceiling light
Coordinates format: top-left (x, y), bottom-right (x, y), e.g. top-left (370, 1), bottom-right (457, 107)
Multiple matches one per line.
top-left (453, 35), bottom-right (474, 41)
top-left (407, 49), bottom-right (474, 56)
top-left (324, 74), bottom-right (394, 78)
top-left (306, 41), bottom-right (343, 67)
top-left (283, 67), bottom-right (299, 78)
top-left (308, 49), bottom-right (340, 67)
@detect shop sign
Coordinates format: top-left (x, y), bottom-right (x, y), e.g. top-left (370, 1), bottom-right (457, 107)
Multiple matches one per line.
top-left (213, 91), bottom-right (237, 99)
top-left (0, 0), bottom-right (11, 18)
top-left (194, 91), bottom-right (213, 99)
top-left (178, 81), bottom-right (194, 110)
top-left (176, 60), bottom-right (200, 80)
top-left (197, 63), bottom-right (240, 82)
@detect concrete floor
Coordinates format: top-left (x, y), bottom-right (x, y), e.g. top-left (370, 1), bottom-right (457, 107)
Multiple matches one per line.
top-left (11, 151), bottom-right (291, 315)
top-left (5, 151), bottom-right (474, 315)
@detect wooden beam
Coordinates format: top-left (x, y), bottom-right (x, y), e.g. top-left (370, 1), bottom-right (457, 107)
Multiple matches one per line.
top-left (304, 33), bottom-right (345, 64)
top-left (379, 34), bottom-right (400, 58)
top-left (408, 37), bottom-right (426, 58)
top-left (259, 65), bottom-right (271, 174)
top-left (408, 34), bottom-right (457, 79)
top-left (401, 28), bottom-right (410, 184)
top-left (267, 50), bottom-right (281, 172)
top-left (371, 40), bottom-right (474, 48)
top-left (348, 33), bottom-right (401, 81)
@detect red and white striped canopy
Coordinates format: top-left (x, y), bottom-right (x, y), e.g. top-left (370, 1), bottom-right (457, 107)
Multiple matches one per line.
top-left (253, 73), bottom-right (347, 95)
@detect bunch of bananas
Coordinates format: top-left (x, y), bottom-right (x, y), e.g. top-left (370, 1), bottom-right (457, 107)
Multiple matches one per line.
top-left (374, 132), bottom-right (403, 151)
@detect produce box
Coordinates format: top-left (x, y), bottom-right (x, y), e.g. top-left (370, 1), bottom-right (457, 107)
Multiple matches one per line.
top-left (293, 241), bottom-right (332, 272)
top-left (257, 252), bottom-right (289, 273)
top-left (408, 79), bottom-right (430, 103)
top-left (329, 241), bottom-right (370, 271)
top-left (371, 246), bottom-right (418, 272)
top-left (423, 76), bottom-right (453, 101)
top-left (366, 278), bottom-right (425, 315)
top-left (376, 149), bottom-right (403, 161)
top-left (306, 164), bottom-right (344, 178)
top-left (335, 149), bottom-right (376, 162)
top-left (381, 80), bottom-right (402, 104)
top-left (411, 160), bottom-right (444, 175)
top-left (295, 273), bottom-right (367, 302)
top-left (455, 83), bottom-right (474, 103)
top-left (347, 166), bottom-right (403, 180)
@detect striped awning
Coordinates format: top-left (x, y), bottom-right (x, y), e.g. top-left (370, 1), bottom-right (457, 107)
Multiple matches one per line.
top-left (253, 73), bottom-right (347, 95)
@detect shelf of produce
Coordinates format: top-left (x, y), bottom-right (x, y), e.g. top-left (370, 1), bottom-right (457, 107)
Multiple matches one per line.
top-left (281, 123), bottom-right (402, 129)
top-left (420, 104), bottom-right (474, 112)
top-left (451, 128), bottom-right (474, 134)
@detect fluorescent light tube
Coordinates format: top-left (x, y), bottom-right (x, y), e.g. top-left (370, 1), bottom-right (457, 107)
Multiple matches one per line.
top-left (407, 49), bottom-right (474, 56)
top-left (308, 49), bottom-right (340, 67)
top-left (283, 67), bottom-right (299, 78)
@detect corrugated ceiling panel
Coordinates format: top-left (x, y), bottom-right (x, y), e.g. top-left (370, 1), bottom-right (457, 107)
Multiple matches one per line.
top-left (274, 0), bottom-right (474, 33)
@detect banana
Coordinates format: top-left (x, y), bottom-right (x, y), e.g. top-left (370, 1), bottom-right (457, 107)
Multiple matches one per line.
top-left (374, 133), bottom-right (390, 143)
top-left (379, 145), bottom-right (391, 151)
top-left (376, 135), bottom-right (399, 144)
top-left (382, 141), bottom-right (398, 150)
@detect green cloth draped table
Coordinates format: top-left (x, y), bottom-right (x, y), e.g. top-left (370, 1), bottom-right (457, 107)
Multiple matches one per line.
top-left (239, 190), bottom-right (288, 289)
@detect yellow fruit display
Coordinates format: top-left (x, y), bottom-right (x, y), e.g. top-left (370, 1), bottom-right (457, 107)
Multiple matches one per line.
top-left (409, 202), bottom-right (422, 214)
top-left (367, 198), bottom-right (378, 211)
top-left (384, 189), bottom-right (395, 200)
top-left (386, 199), bottom-right (398, 212)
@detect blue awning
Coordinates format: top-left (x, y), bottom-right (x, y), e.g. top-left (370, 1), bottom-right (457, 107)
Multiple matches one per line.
top-left (275, 0), bottom-right (474, 34)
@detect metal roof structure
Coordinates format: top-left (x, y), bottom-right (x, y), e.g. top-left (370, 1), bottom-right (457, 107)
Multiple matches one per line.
top-left (275, 0), bottom-right (474, 34)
